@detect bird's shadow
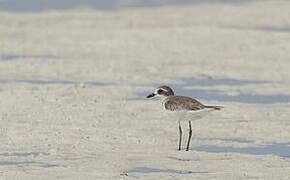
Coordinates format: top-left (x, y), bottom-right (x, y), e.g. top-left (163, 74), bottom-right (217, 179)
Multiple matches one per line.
top-left (191, 143), bottom-right (290, 158)
top-left (126, 166), bottom-right (208, 175)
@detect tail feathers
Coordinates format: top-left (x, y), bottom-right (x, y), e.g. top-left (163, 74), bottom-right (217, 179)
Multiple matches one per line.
top-left (204, 105), bottom-right (223, 110)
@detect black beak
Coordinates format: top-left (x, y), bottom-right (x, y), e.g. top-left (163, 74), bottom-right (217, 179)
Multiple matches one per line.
top-left (147, 93), bottom-right (155, 98)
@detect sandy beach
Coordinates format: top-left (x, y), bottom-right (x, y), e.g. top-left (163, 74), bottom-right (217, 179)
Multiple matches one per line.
top-left (1, 0), bottom-right (290, 179)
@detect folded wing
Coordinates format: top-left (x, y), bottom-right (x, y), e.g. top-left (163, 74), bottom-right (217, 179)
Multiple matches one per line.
top-left (164, 96), bottom-right (205, 111)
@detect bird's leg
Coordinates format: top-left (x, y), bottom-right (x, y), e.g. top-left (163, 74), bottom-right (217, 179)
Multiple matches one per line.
top-left (186, 120), bottom-right (192, 151)
top-left (178, 120), bottom-right (182, 151)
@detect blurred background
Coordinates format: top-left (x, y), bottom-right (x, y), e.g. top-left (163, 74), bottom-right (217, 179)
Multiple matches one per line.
top-left (0, 0), bottom-right (254, 12)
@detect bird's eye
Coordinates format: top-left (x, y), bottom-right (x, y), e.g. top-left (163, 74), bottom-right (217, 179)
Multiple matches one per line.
top-left (157, 89), bottom-right (163, 94)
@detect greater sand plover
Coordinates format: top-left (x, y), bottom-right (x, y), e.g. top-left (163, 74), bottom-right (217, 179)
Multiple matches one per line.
top-left (147, 85), bottom-right (223, 151)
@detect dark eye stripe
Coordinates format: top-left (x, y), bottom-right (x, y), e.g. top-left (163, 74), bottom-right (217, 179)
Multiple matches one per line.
top-left (157, 89), bottom-right (163, 93)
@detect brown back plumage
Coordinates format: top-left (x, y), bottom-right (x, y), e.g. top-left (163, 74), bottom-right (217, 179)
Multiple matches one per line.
top-left (164, 95), bottom-right (223, 111)
top-left (164, 96), bottom-right (205, 111)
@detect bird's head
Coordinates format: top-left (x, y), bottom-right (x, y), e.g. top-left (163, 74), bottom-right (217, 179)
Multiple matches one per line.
top-left (146, 85), bottom-right (174, 98)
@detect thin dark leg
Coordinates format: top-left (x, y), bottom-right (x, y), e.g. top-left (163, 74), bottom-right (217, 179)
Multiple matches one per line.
top-left (178, 120), bottom-right (182, 151)
top-left (186, 121), bottom-right (192, 151)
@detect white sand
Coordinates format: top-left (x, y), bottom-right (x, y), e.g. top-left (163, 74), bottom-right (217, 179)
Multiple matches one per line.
top-left (1, 1), bottom-right (290, 179)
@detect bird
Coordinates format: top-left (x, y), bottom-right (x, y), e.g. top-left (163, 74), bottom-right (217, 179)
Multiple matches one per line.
top-left (147, 85), bottom-right (223, 151)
